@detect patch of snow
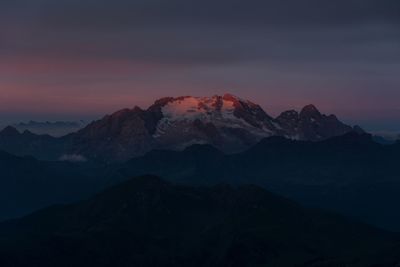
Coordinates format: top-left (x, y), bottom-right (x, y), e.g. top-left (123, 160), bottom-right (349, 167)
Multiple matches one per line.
top-left (153, 95), bottom-right (276, 139)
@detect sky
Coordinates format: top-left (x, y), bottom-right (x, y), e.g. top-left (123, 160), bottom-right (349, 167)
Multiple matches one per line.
top-left (0, 0), bottom-right (399, 133)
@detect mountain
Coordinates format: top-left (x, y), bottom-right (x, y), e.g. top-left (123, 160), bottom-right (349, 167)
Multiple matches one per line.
top-left (11, 120), bottom-right (87, 137)
top-left (0, 175), bottom-right (399, 267)
top-left (66, 106), bottom-right (161, 161)
top-left (0, 126), bottom-right (67, 160)
top-left (67, 94), bottom-right (362, 162)
top-left (115, 133), bottom-right (400, 231)
top-left (276, 104), bottom-right (363, 140)
top-left (373, 135), bottom-right (397, 145)
top-left (0, 150), bottom-right (107, 221)
top-left (0, 94), bottom-right (360, 162)
top-left (3, 131), bottom-right (400, 232)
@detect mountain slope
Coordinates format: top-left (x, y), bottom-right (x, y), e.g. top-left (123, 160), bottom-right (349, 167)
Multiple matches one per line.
top-left (0, 126), bottom-right (67, 160)
top-left (0, 94), bottom-right (360, 162)
top-left (276, 104), bottom-right (362, 140)
top-left (67, 106), bottom-right (160, 161)
top-left (0, 176), bottom-right (399, 267)
top-left (67, 94), bottom-right (361, 162)
top-left (0, 150), bottom-right (106, 221)
top-left (116, 133), bottom-right (400, 231)
top-left (11, 120), bottom-right (86, 137)
top-left (2, 132), bottom-right (400, 232)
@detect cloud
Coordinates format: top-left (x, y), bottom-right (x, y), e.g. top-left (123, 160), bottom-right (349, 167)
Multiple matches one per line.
top-left (1, 0), bottom-right (400, 66)
top-left (0, 0), bottom-right (399, 132)
top-left (2, 0), bottom-right (400, 30)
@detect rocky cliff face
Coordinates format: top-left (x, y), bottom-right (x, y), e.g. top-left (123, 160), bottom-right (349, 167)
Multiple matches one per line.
top-left (0, 94), bottom-right (363, 162)
top-left (276, 104), bottom-right (360, 141)
top-left (66, 94), bottom-right (361, 161)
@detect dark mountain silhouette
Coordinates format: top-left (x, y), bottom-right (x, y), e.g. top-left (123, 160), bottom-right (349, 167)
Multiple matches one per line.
top-left (0, 176), bottom-right (399, 267)
top-left (0, 94), bottom-right (361, 162)
top-left (116, 133), bottom-right (400, 231)
top-left (373, 135), bottom-right (398, 145)
top-left (66, 95), bottom-right (362, 162)
top-left (0, 126), bottom-right (67, 160)
top-left (11, 120), bottom-right (86, 137)
top-left (0, 150), bottom-right (107, 221)
top-left (2, 132), bottom-right (400, 232)
top-left (276, 104), bottom-right (362, 141)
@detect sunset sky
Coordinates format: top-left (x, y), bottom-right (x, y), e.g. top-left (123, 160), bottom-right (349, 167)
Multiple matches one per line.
top-left (1, 0), bottom-right (399, 132)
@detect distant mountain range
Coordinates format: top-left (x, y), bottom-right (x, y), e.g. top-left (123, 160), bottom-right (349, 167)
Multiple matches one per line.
top-left (113, 133), bottom-right (400, 232)
top-left (0, 94), bottom-right (363, 162)
top-left (10, 120), bottom-right (87, 137)
top-left (0, 150), bottom-right (106, 222)
top-left (2, 133), bottom-right (400, 232)
top-left (0, 126), bottom-right (67, 161)
top-left (2, 95), bottom-right (400, 266)
top-left (0, 176), bottom-right (399, 267)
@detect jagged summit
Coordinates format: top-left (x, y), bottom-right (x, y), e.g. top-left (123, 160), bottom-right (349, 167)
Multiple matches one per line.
top-left (148, 93), bottom-right (254, 114)
top-left (0, 94), bottom-right (363, 162)
top-left (65, 94), bottom-right (362, 161)
top-left (300, 104), bottom-right (320, 115)
top-left (11, 120), bottom-right (86, 137)
top-left (149, 94), bottom-right (274, 136)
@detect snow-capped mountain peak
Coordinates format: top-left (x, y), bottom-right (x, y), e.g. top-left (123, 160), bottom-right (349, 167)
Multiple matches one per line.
top-left (156, 94), bottom-right (246, 121)
top-left (151, 94), bottom-right (277, 145)
top-left (63, 94), bottom-right (362, 161)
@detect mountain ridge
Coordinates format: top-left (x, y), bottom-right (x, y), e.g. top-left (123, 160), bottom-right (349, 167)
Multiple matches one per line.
top-left (0, 94), bottom-right (363, 162)
top-left (10, 120), bottom-right (87, 137)
top-left (116, 132), bottom-right (400, 231)
top-left (2, 133), bottom-right (400, 231)
top-left (0, 175), bottom-right (399, 267)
